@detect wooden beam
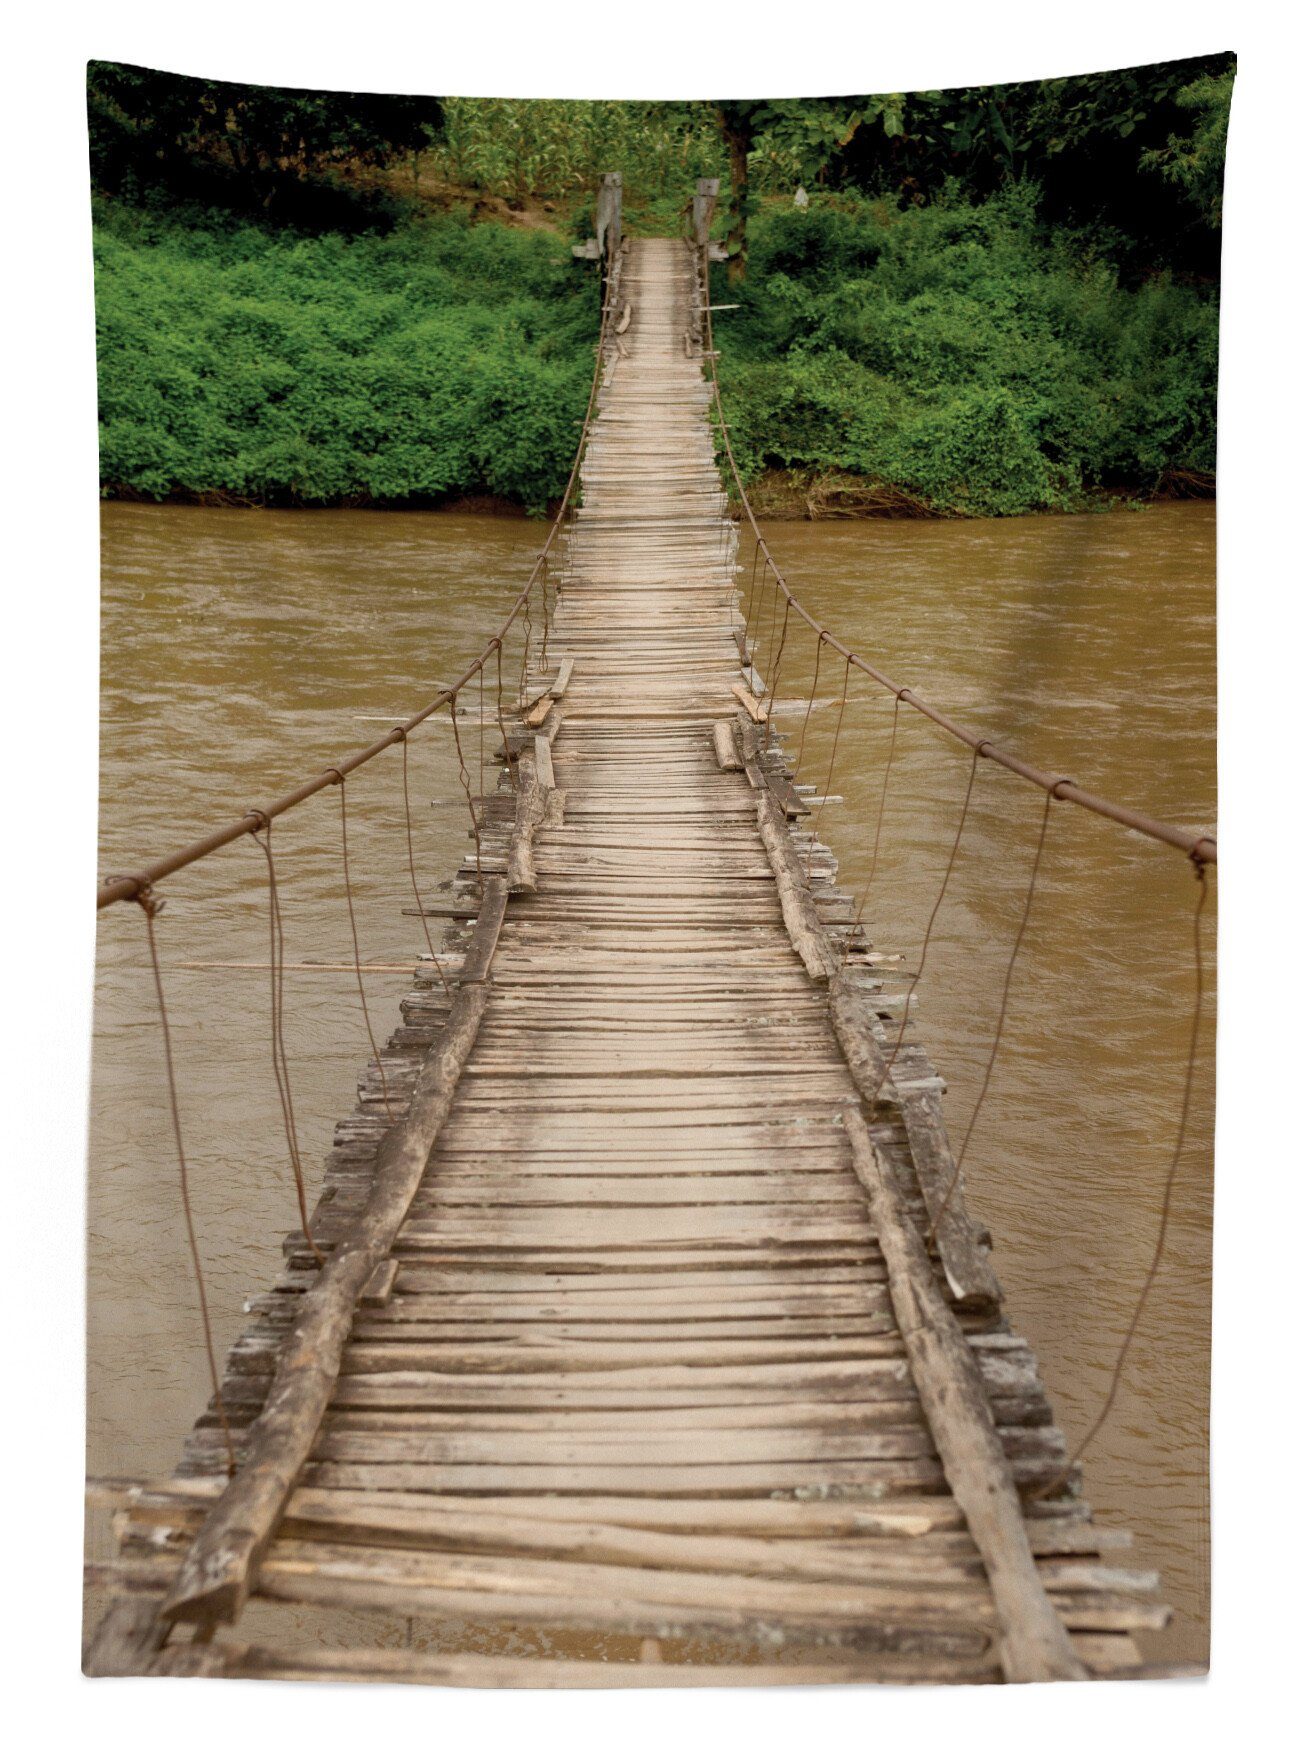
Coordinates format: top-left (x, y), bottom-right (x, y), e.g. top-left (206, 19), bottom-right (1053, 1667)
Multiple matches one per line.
top-left (158, 980), bottom-right (495, 1628)
top-left (840, 1110), bottom-right (1087, 1683)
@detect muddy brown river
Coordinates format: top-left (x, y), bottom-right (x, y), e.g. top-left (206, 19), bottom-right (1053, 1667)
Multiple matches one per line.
top-left (88, 498), bottom-right (1215, 1667)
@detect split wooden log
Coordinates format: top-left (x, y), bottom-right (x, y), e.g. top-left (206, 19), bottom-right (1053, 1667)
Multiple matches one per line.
top-left (750, 753), bottom-right (999, 1310)
top-left (506, 752), bottom-right (545, 893)
top-left (83, 1593), bottom-right (171, 1677)
top-left (893, 1088), bottom-right (1001, 1307)
top-left (712, 720), bottom-right (741, 771)
top-left (753, 791), bottom-right (838, 982)
top-left (840, 1110), bottom-right (1087, 1684)
top-left (455, 877), bottom-right (508, 983)
top-left (159, 978), bottom-right (495, 1628)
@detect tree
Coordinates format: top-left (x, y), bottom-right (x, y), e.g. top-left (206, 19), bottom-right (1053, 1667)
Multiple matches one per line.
top-left (713, 98), bottom-right (897, 281)
top-left (88, 62), bottom-right (442, 203)
top-left (1140, 69), bottom-right (1234, 227)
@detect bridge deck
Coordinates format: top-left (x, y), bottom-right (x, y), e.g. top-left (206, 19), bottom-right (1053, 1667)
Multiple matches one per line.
top-left (89, 239), bottom-right (1166, 1685)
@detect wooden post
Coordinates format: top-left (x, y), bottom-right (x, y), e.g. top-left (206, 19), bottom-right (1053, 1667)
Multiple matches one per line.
top-left (570, 172), bottom-right (623, 272)
top-left (692, 176), bottom-right (719, 249)
top-left (597, 171), bottom-right (623, 267)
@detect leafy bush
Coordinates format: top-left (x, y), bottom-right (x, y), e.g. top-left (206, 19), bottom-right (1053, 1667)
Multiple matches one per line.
top-left (93, 201), bottom-right (595, 508)
top-left (713, 187), bottom-right (1219, 514)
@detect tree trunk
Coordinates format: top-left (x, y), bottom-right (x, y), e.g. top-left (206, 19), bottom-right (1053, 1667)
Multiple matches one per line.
top-left (724, 125), bottom-right (751, 284)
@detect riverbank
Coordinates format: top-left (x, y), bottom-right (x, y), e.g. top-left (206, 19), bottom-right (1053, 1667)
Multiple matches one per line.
top-left (93, 187), bottom-right (1219, 519)
top-left (100, 471), bottom-right (1214, 521)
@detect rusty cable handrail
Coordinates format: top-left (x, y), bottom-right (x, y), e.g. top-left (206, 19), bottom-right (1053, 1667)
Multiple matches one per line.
top-left (97, 251), bottom-right (621, 912)
top-left (696, 260), bottom-right (1216, 868)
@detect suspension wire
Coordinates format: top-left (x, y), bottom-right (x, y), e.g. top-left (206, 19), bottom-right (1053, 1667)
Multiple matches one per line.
top-left (249, 820), bottom-right (322, 1264)
top-left (807, 653), bottom-right (853, 881)
top-left (1035, 861), bottom-right (1211, 1497)
top-left (696, 280), bottom-right (1215, 870)
top-left (399, 732), bottom-right (451, 1000)
top-left (540, 555), bottom-right (552, 671)
top-left (136, 890), bottom-right (236, 1475)
top-left (793, 630), bottom-right (825, 781)
top-left (744, 536), bottom-right (763, 637)
top-left (449, 692), bottom-right (482, 885)
top-left (519, 576), bottom-right (535, 698)
top-left (478, 655), bottom-right (486, 792)
top-left (864, 745), bottom-right (983, 1109)
top-left (494, 639), bottom-right (514, 795)
top-left (763, 564), bottom-right (782, 698)
top-left (845, 693), bottom-right (903, 963)
top-left (100, 265), bottom-right (620, 917)
top-left (763, 596), bottom-right (791, 750)
top-left (331, 772), bottom-right (395, 1123)
top-left (928, 785), bottom-right (1061, 1246)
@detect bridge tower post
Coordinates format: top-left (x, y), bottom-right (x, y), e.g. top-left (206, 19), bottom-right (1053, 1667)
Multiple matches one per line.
top-left (692, 175), bottom-right (719, 250)
top-left (572, 172), bottom-right (624, 318)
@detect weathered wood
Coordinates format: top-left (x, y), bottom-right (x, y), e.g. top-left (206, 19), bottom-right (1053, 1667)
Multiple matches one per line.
top-left (841, 1109), bottom-right (1087, 1683)
top-left (712, 719), bottom-right (742, 770)
top-left (754, 790), bottom-right (839, 981)
top-left (83, 1593), bottom-right (171, 1677)
top-left (731, 679), bottom-right (768, 723)
top-left (159, 977), bottom-right (494, 1627)
top-left (534, 733), bottom-right (556, 792)
top-left (506, 752), bottom-right (546, 892)
top-left (92, 233), bottom-right (1161, 1685)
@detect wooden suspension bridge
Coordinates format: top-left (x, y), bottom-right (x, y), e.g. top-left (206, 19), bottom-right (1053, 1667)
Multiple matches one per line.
top-left (86, 183), bottom-right (1211, 1687)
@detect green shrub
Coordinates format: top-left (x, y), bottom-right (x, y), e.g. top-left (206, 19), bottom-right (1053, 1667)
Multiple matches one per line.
top-left (714, 186), bottom-right (1219, 514)
top-left (93, 201), bottom-right (595, 509)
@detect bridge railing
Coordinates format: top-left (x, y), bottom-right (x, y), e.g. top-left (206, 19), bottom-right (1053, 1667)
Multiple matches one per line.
top-left (93, 253), bottom-right (624, 1558)
top-left (689, 219), bottom-right (1214, 1493)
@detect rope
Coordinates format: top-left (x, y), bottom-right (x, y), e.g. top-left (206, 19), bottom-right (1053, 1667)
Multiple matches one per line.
top-left (399, 732), bottom-right (451, 1000)
top-left (249, 821), bottom-right (323, 1264)
top-left (135, 890), bottom-right (236, 1475)
top-left (793, 631), bottom-right (824, 781)
top-left (1035, 859), bottom-right (1211, 1498)
top-left (845, 694), bottom-right (902, 963)
top-left (494, 639), bottom-right (514, 795)
top-left (927, 784), bottom-right (1060, 1246)
top-left (331, 773), bottom-right (395, 1123)
top-left (745, 537), bottom-right (762, 634)
top-left (762, 596), bottom-right (791, 750)
top-left (697, 274), bottom-right (1215, 869)
top-left (806, 652), bottom-right (853, 882)
top-left (99, 276), bottom-right (619, 915)
top-left (864, 745), bottom-right (982, 1109)
top-left (448, 693), bottom-right (482, 885)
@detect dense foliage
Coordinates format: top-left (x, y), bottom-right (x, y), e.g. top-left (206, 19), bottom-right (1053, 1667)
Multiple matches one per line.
top-left (89, 62), bottom-right (440, 208)
top-left (93, 201), bottom-right (594, 507)
top-left (436, 99), bottom-right (724, 209)
top-left (89, 60), bottom-right (1231, 516)
top-left (714, 188), bottom-right (1219, 516)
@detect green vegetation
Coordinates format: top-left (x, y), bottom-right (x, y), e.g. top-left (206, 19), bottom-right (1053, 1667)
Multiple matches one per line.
top-left (713, 186), bottom-right (1220, 516)
top-left (94, 201), bottom-right (593, 509)
top-left (88, 60), bottom-right (1232, 517)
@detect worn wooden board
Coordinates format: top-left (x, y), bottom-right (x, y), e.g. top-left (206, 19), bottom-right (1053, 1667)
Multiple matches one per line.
top-left (89, 235), bottom-right (1164, 1685)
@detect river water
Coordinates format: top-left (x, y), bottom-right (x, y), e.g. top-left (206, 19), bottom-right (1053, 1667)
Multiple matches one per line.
top-left (89, 498), bottom-right (1215, 1668)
